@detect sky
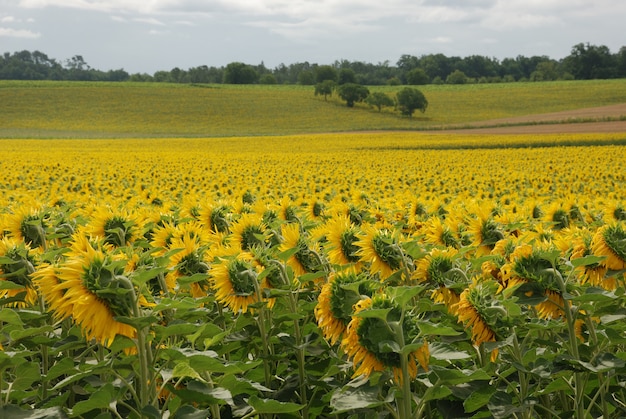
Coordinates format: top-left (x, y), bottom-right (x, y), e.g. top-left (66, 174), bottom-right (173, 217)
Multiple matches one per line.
top-left (1, 0), bottom-right (625, 74)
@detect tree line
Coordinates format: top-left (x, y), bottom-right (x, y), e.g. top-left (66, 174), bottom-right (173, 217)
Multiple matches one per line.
top-left (1, 42), bottom-right (625, 85)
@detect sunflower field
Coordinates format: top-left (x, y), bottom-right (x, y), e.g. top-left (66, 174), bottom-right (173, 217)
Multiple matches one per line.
top-left (1, 131), bottom-right (626, 419)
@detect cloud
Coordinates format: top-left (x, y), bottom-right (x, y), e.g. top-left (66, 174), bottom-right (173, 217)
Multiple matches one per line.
top-left (0, 27), bottom-right (41, 38)
top-left (133, 17), bottom-right (166, 26)
top-left (1, 16), bottom-right (16, 23)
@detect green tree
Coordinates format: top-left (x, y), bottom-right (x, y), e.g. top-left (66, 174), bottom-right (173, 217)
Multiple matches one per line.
top-left (366, 92), bottom-right (394, 112)
top-left (337, 83), bottom-right (369, 107)
top-left (315, 65), bottom-right (338, 83)
top-left (446, 69), bottom-right (468, 84)
top-left (223, 62), bottom-right (258, 84)
top-left (297, 70), bottom-right (315, 85)
top-left (314, 80), bottom-right (336, 101)
top-left (406, 68), bottom-right (429, 85)
top-left (338, 68), bottom-right (356, 85)
top-left (396, 87), bottom-right (428, 117)
top-left (259, 73), bottom-right (277, 84)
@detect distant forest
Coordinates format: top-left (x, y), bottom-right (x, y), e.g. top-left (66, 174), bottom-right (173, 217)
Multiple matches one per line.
top-left (1, 42), bottom-right (625, 85)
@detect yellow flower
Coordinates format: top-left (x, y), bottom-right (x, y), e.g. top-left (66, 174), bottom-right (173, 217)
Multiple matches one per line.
top-left (322, 215), bottom-right (362, 271)
top-left (166, 234), bottom-right (210, 298)
top-left (414, 247), bottom-right (458, 285)
top-left (455, 282), bottom-right (498, 361)
top-left (0, 237), bottom-right (38, 307)
top-left (315, 272), bottom-right (377, 346)
top-left (279, 223), bottom-right (319, 277)
top-left (4, 205), bottom-right (48, 249)
top-left (342, 295), bottom-right (428, 383)
top-left (87, 207), bottom-right (138, 247)
top-left (424, 216), bottom-right (458, 248)
top-left (229, 213), bottom-right (267, 251)
top-left (355, 226), bottom-right (403, 281)
top-left (53, 238), bottom-right (136, 349)
top-left (210, 251), bottom-right (261, 314)
top-left (591, 222), bottom-right (626, 270)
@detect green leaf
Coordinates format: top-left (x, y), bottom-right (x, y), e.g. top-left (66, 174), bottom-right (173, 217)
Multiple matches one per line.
top-left (573, 287), bottom-right (618, 302)
top-left (428, 342), bottom-right (471, 360)
top-left (0, 280), bottom-right (27, 290)
top-left (0, 308), bottom-right (24, 325)
top-left (432, 367), bottom-right (491, 385)
top-left (9, 325), bottom-right (54, 342)
top-left (71, 384), bottom-right (115, 416)
top-left (570, 255), bottom-right (606, 267)
top-left (171, 405), bottom-right (211, 419)
top-left (386, 285), bottom-right (423, 308)
top-left (176, 273), bottom-right (210, 285)
top-left (464, 385), bottom-right (497, 412)
top-left (0, 406), bottom-right (68, 419)
top-left (535, 377), bottom-right (572, 395)
top-left (247, 395), bottom-right (304, 414)
top-left (45, 358), bottom-right (78, 382)
top-left (330, 384), bottom-right (391, 413)
top-left (277, 247), bottom-right (299, 262)
top-left (422, 384), bottom-right (453, 402)
top-left (417, 320), bottom-right (462, 336)
top-left (11, 362), bottom-right (41, 392)
top-left (353, 307), bottom-right (393, 321)
top-left (172, 361), bottom-right (201, 380)
top-left (600, 314), bottom-right (626, 324)
top-left (298, 271), bottom-right (327, 283)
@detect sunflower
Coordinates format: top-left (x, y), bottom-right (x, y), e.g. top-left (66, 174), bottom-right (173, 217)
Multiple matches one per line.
top-left (414, 248), bottom-right (459, 286)
top-left (591, 222), bottom-right (626, 271)
top-left (315, 272), bottom-right (377, 345)
top-left (568, 229), bottom-right (610, 288)
top-left (5, 205), bottom-right (48, 249)
top-left (341, 295), bottom-right (428, 383)
top-left (279, 223), bottom-right (320, 277)
top-left (166, 234), bottom-right (210, 298)
top-left (605, 202), bottom-right (626, 223)
top-left (355, 226), bottom-right (404, 281)
top-left (424, 216), bottom-right (458, 248)
top-left (468, 213), bottom-right (504, 256)
top-left (322, 215), bottom-right (362, 271)
top-left (52, 238), bottom-right (136, 348)
top-left (198, 202), bottom-right (232, 234)
top-left (306, 199), bottom-right (326, 222)
top-left (544, 202), bottom-right (570, 230)
top-left (32, 263), bottom-right (73, 321)
top-left (454, 281), bottom-right (498, 361)
top-left (0, 237), bottom-right (38, 307)
top-left (87, 207), bottom-right (137, 247)
top-left (210, 251), bottom-right (261, 313)
top-left (229, 213), bottom-right (267, 251)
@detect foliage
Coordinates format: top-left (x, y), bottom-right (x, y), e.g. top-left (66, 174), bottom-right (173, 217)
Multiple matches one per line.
top-left (222, 62), bottom-right (258, 84)
top-left (314, 80), bottom-right (336, 101)
top-left (396, 87), bottom-right (428, 116)
top-left (406, 68), bottom-right (430, 85)
top-left (365, 91), bottom-right (395, 112)
top-left (4, 42), bottom-right (626, 85)
top-left (446, 69), bottom-right (468, 84)
top-left (337, 83), bottom-right (370, 107)
top-left (1, 133), bottom-right (626, 418)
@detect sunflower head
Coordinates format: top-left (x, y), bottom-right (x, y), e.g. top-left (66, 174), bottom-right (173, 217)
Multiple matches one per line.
top-left (7, 207), bottom-right (48, 249)
top-left (279, 223), bottom-right (320, 277)
top-left (230, 214), bottom-right (267, 251)
top-left (211, 253), bottom-right (261, 313)
top-left (356, 227), bottom-right (404, 281)
top-left (315, 272), bottom-right (378, 345)
top-left (0, 237), bottom-right (38, 307)
top-left (591, 222), bottom-right (626, 270)
top-left (342, 294), bottom-right (427, 383)
top-left (414, 248), bottom-right (459, 287)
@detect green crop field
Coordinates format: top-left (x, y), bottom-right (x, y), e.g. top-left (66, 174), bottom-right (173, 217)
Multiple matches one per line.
top-left (1, 79), bottom-right (625, 138)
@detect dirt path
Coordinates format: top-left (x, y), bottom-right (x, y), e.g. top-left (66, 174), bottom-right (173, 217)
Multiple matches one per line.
top-left (426, 103), bottom-right (626, 134)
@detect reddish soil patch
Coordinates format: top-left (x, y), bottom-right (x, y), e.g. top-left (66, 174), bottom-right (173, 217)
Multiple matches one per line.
top-left (428, 103), bottom-right (626, 134)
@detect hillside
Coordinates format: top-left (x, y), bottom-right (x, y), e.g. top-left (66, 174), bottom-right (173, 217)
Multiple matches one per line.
top-left (1, 80), bottom-right (625, 138)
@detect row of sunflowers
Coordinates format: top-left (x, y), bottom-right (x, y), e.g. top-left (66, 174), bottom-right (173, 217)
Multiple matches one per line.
top-left (1, 135), bottom-right (625, 418)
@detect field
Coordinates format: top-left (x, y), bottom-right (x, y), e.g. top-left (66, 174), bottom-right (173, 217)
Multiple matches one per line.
top-left (1, 80), bottom-right (626, 418)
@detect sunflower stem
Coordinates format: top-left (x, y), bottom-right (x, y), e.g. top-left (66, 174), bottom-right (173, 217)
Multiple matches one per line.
top-left (126, 277), bottom-right (156, 411)
top-left (274, 260), bottom-right (309, 418)
top-left (392, 311), bottom-right (413, 419)
top-left (253, 278), bottom-right (272, 389)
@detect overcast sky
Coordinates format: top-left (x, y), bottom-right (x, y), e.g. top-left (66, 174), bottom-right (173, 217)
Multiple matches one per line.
top-left (1, 0), bottom-right (624, 74)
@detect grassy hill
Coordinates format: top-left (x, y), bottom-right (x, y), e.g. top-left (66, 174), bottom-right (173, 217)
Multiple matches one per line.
top-left (1, 79), bottom-right (625, 138)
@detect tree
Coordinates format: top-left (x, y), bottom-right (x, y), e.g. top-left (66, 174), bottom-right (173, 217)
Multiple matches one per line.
top-left (315, 65), bottom-right (338, 83)
top-left (338, 68), bottom-right (356, 85)
top-left (223, 62), bottom-right (258, 84)
top-left (314, 80), bottom-right (336, 101)
top-left (366, 92), bottom-right (394, 112)
top-left (564, 43), bottom-right (617, 79)
top-left (406, 68), bottom-right (429, 85)
top-left (396, 87), bottom-right (428, 117)
top-left (446, 69), bottom-right (468, 84)
top-left (337, 83), bottom-right (369, 107)
top-left (259, 74), bottom-right (277, 84)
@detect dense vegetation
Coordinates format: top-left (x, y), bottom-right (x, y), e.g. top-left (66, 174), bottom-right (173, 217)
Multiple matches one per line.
top-left (1, 42), bottom-right (625, 85)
